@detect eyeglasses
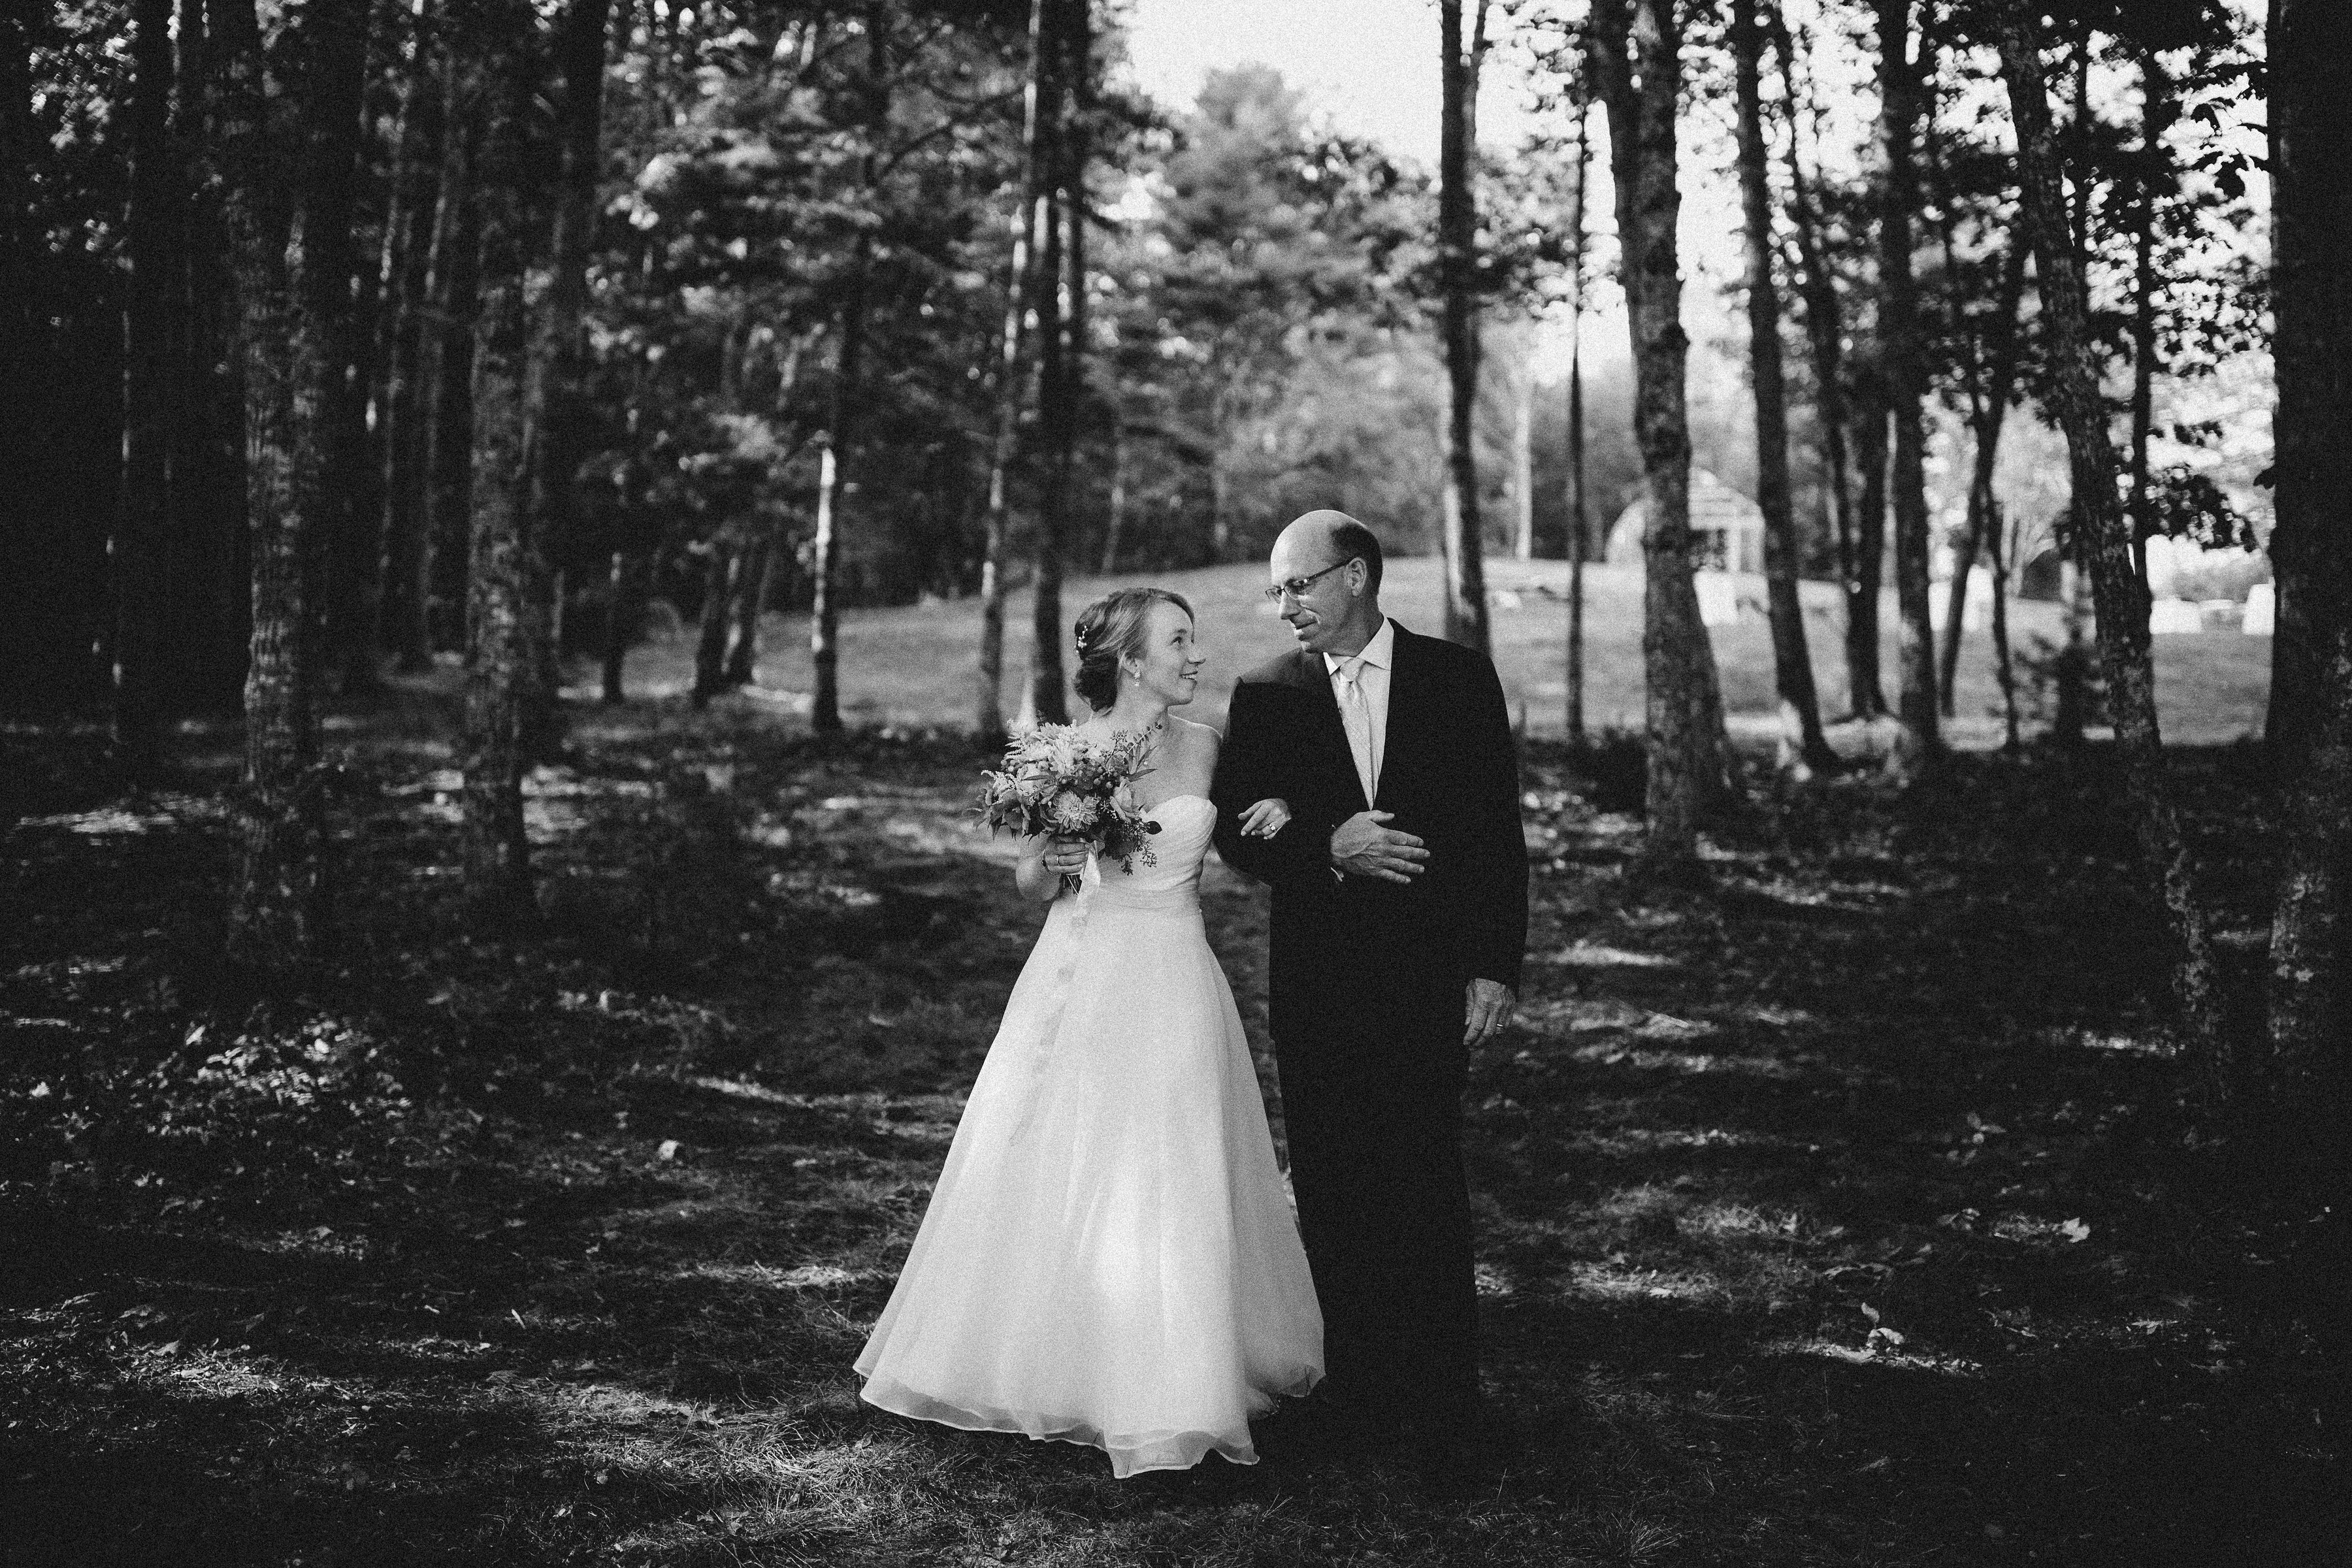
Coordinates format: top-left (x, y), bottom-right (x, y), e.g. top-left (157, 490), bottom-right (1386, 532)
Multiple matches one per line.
top-left (1262, 559), bottom-right (1353, 603)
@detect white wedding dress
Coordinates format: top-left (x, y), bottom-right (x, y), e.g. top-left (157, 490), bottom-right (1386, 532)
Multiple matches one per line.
top-left (854, 794), bottom-right (1324, 1476)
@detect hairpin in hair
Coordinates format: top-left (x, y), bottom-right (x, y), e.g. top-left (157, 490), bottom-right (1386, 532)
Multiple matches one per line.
top-left (1073, 621), bottom-right (1092, 651)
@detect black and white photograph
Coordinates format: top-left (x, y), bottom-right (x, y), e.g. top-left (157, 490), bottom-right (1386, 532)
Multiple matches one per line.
top-left (3, 0), bottom-right (2343, 1561)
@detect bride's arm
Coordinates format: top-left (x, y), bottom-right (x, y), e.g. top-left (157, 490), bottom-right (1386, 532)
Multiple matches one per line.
top-left (1014, 834), bottom-right (1084, 903)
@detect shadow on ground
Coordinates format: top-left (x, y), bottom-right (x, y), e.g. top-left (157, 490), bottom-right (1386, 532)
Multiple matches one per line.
top-left (2, 678), bottom-right (2344, 1565)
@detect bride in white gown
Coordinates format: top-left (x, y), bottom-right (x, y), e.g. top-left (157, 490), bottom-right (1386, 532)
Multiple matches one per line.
top-left (855, 587), bottom-right (1323, 1477)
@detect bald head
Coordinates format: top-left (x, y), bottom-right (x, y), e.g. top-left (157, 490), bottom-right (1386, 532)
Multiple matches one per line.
top-left (1267, 509), bottom-right (1385, 657)
top-left (1273, 510), bottom-right (1383, 595)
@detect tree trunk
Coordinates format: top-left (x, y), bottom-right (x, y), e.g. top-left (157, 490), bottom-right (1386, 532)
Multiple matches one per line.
top-left (726, 330), bottom-right (808, 689)
top-left (2264, 0), bottom-right (2352, 1098)
top-left (1, 7), bottom-right (31, 642)
top-left (1985, 497), bottom-right (2021, 750)
top-left (384, 52), bottom-right (452, 672)
top-left (461, 26), bottom-right (542, 918)
top-left (116, 0), bottom-right (178, 781)
top-left (1510, 346), bottom-right (1535, 562)
top-left (0, 3), bottom-right (27, 399)
top-left (2050, 35), bottom-right (2104, 751)
top-left (1733, 0), bottom-right (1832, 774)
top-left (370, 16), bottom-right (438, 679)
top-left (1771, 12), bottom-right (1863, 725)
top-left (1567, 346), bottom-right (1588, 746)
top-left (723, 532), bottom-right (771, 686)
top-left (1999, 11), bottom-right (2225, 1096)
top-left (1565, 85), bottom-right (1589, 745)
top-left (305, 0), bottom-right (372, 700)
top-left (600, 548), bottom-right (639, 704)
top-left (2127, 52), bottom-right (2174, 589)
top-left (1939, 504), bottom-right (1982, 720)
top-left (809, 419), bottom-right (852, 730)
top-left (2052, 551), bottom-right (2094, 747)
top-left (1938, 239), bottom-right (2028, 717)
top-left (1848, 363), bottom-right (1890, 719)
top-left (0, 8), bottom-right (31, 711)
top-left (691, 541), bottom-right (738, 708)
top-left (974, 0), bottom-right (1047, 744)
top-left (1026, 182), bottom-right (1070, 728)
top-left (1438, 0), bottom-right (1490, 652)
top-left (1876, 0), bottom-right (1937, 766)
top-left (1589, 0), bottom-right (1722, 875)
top-left (2270, 647), bottom-right (2352, 1107)
top-left (812, 6), bottom-right (891, 736)
top-left (516, 0), bottom-right (612, 757)
top-left (218, 0), bottom-right (348, 975)
top-left (1027, 0), bottom-right (1085, 728)
top-left (174, 0), bottom-right (254, 716)
top-left (338, 249), bottom-right (385, 690)
top-left (419, 65), bottom-right (482, 661)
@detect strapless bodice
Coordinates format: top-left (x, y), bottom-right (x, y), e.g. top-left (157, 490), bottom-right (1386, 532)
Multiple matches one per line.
top-left (1084, 793), bottom-right (1213, 909)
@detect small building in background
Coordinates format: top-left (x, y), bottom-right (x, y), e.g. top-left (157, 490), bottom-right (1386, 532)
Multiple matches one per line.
top-left (1605, 469), bottom-right (1766, 576)
top-left (2243, 581), bottom-right (2276, 636)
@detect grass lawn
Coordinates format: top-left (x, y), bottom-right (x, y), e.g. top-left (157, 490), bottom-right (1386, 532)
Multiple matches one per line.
top-left (629, 558), bottom-right (2272, 751)
top-left (3, 671), bottom-right (2341, 1566)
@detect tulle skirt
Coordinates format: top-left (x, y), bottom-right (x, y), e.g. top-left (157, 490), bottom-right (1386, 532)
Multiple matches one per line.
top-left (854, 879), bottom-right (1324, 1477)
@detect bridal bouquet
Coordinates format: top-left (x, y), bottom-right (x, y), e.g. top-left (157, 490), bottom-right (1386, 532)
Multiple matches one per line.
top-left (977, 725), bottom-right (1161, 893)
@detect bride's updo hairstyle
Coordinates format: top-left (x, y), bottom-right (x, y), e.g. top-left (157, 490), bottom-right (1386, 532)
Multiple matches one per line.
top-left (1073, 587), bottom-right (1194, 712)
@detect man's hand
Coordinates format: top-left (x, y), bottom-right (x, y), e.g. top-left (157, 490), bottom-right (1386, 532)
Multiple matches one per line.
top-left (1463, 978), bottom-right (1515, 1049)
top-left (1328, 810), bottom-right (1429, 883)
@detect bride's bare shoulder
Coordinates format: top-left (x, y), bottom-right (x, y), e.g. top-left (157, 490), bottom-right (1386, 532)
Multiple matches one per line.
top-left (1169, 715), bottom-right (1220, 753)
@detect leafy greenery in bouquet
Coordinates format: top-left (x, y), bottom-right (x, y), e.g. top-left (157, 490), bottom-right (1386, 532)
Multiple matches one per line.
top-left (976, 726), bottom-right (1162, 892)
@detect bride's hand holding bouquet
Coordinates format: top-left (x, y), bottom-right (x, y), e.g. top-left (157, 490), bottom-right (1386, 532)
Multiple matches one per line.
top-left (978, 725), bottom-right (1162, 895)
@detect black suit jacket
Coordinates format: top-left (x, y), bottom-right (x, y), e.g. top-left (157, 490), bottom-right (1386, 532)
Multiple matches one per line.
top-left (1213, 622), bottom-right (1528, 1045)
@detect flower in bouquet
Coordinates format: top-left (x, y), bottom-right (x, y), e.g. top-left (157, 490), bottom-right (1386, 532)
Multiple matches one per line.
top-left (977, 725), bottom-right (1162, 893)
top-left (1046, 791), bottom-right (1100, 837)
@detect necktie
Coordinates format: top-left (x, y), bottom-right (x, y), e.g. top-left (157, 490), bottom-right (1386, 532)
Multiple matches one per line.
top-left (1335, 659), bottom-right (1375, 807)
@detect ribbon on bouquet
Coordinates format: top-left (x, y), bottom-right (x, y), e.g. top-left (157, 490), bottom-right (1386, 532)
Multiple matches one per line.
top-left (1000, 854), bottom-right (1100, 1149)
top-left (1051, 852), bottom-right (1100, 988)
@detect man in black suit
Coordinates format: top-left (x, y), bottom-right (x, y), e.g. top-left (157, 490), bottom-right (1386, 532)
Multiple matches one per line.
top-left (1211, 510), bottom-right (1527, 1479)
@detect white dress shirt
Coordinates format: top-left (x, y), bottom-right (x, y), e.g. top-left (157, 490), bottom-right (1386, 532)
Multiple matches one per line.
top-left (1323, 617), bottom-right (1394, 808)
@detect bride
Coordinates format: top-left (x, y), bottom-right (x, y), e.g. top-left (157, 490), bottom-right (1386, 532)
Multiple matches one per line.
top-left (854, 587), bottom-right (1324, 1477)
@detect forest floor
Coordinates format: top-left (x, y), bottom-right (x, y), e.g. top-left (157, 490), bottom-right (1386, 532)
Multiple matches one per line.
top-left (3, 672), bottom-right (2345, 1567)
